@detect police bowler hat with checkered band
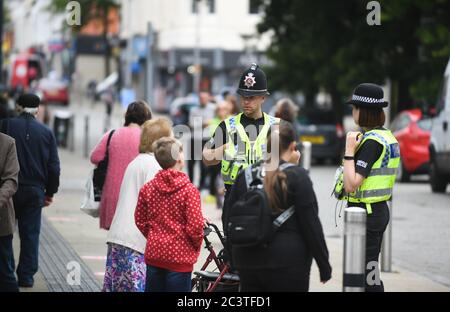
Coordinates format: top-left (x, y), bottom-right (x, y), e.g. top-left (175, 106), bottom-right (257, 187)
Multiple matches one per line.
top-left (346, 83), bottom-right (388, 108)
top-left (237, 63), bottom-right (270, 97)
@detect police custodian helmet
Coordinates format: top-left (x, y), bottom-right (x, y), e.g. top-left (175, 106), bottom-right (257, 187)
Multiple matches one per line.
top-left (346, 83), bottom-right (388, 108)
top-left (237, 63), bottom-right (270, 97)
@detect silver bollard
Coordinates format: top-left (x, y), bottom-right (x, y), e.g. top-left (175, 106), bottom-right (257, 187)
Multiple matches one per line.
top-left (343, 207), bottom-right (367, 292)
top-left (69, 115), bottom-right (75, 152)
top-left (84, 115), bottom-right (89, 159)
top-left (381, 199), bottom-right (392, 272)
top-left (301, 141), bottom-right (312, 172)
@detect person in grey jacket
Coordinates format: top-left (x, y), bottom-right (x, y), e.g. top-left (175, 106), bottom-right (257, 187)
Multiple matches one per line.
top-left (0, 132), bottom-right (20, 292)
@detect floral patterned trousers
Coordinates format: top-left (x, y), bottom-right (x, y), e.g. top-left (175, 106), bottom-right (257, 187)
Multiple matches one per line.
top-left (102, 243), bottom-right (146, 292)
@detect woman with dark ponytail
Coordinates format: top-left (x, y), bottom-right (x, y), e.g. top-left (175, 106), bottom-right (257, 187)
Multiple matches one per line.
top-left (224, 121), bottom-right (332, 291)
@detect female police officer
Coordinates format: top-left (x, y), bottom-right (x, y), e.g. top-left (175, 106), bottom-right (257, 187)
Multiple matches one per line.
top-left (342, 83), bottom-right (400, 292)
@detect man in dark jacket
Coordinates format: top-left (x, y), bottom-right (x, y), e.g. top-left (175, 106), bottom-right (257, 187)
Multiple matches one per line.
top-left (0, 132), bottom-right (20, 292)
top-left (1, 93), bottom-right (60, 287)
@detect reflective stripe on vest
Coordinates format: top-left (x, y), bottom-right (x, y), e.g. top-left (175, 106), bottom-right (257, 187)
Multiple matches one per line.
top-left (347, 129), bottom-right (400, 210)
top-left (221, 113), bottom-right (279, 185)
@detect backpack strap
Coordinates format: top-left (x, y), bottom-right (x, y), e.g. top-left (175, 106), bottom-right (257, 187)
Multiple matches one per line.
top-left (244, 162), bottom-right (295, 189)
top-left (273, 205), bottom-right (295, 229)
top-left (272, 163), bottom-right (296, 229)
top-left (279, 162), bottom-right (295, 171)
top-left (244, 165), bottom-right (254, 189)
top-left (244, 164), bottom-right (263, 189)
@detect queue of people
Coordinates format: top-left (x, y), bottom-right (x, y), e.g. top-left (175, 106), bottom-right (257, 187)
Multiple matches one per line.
top-left (0, 62), bottom-right (399, 293)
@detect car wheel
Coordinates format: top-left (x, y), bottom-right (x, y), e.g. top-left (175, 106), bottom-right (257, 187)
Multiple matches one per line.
top-left (430, 159), bottom-right (448, 193)
top-left (396, 160), bottom-right (410, 183)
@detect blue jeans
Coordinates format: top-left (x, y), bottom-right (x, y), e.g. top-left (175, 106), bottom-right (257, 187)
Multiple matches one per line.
top-left (145, 265), bottom-right (192, 292)
top-left (13, 186), bottom-right (44, 284)
top-left (0, 235), bottom-right (19, 292)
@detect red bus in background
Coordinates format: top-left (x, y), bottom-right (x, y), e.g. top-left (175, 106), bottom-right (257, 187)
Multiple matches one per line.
top-left (9, 51), bottom-right (46, 90)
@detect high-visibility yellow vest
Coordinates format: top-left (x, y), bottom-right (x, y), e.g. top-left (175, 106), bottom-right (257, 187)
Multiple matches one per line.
top-left (221, 113), bottom-right (279, 185)
top-left (346, 129), bottom-right (400, 214)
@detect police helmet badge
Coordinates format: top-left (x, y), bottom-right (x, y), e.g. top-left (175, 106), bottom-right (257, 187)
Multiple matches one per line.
top-left (243, 73), bottom-right (257, 88)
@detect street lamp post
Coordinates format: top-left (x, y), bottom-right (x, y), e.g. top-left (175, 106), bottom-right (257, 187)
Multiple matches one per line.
top-left (125, 0), bottom-right (133, 88)
top-left (193, 0), bottom-right (202, 95)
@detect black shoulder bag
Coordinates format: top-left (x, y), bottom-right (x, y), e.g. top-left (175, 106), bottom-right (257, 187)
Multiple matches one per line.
top-left (92, 130), bottom-right (115, 201)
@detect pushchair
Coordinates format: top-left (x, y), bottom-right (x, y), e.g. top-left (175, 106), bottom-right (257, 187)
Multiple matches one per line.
top-left (192, 222), bottom-right (240, 292)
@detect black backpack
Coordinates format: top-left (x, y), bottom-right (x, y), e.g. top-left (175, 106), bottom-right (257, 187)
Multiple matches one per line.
top-left (92, 130), bottom-right (115, 201)
top-left (227, 162), bottom-right (295, 247)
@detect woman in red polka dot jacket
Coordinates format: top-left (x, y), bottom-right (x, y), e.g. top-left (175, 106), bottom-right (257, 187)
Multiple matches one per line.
top-left (135, 137), bottom-right (204, 292)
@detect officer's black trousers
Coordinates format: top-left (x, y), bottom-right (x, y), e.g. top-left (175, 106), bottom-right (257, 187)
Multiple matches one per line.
top-left (365, 203), bottom-right (390, 292)
top-left (238, 266), bottom-right (310, 292)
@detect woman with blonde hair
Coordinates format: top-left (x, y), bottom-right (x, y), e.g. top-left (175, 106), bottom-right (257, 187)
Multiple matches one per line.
top-left (103, 117), bottom-right (173, 292)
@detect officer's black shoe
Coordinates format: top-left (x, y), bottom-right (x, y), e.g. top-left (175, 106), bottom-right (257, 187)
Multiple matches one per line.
top-left (18, 279), bottom-right (34, 288)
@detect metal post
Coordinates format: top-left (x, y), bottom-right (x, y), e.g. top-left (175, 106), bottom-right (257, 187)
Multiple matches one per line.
top-left (146, 22), bottom-right (154, 106)
top-left (343, 207), bottom-right (367, 292)
top-left (193, 0), bottom-right (202, 94)
top-left (69, 115), bottom-right (75, 152)
top-left (84, 115), bottom-right (89, 159)
top-left (301, 141), bottom-right (312, 172)
top-left (125, 0), bottom-right (133, 88)
top-left (381, 199), bottom-right (392, 272)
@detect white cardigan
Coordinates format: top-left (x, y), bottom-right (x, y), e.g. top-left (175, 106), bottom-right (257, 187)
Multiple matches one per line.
top-left (107, 153), bottom-right (161, 254)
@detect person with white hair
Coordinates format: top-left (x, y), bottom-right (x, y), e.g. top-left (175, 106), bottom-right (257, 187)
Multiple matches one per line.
top-left (0, 94), bottom-right (60, 288)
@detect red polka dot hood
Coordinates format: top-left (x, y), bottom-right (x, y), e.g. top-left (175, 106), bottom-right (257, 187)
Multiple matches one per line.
top-left (153, 168), bottom-right (190, 194)
top-left (135, 169), bottom-right (204, 272)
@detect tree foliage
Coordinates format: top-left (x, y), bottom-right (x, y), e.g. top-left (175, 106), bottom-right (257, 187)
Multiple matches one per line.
top-left (48, 0), bottom-right (120, 33)
top-left (48, 0), bottom-right (120, 77)
top-left (257, 0), bottom-right (450, 119)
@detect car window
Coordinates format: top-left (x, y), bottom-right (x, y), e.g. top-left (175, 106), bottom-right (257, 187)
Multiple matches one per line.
top-left (298, 109), bottom-right (335, 125)
top-left (417, 118), bottom-right (432, 131)
top-left (436, 76), bottom-right (448, 113)
top-left (391, 114), bottom-right (411, 132)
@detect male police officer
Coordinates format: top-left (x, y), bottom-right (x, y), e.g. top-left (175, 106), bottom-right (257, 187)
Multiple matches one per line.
top-left (1, 94), bottom-right (60, 288)
top-left (203, 64), bottom-right (279, 200)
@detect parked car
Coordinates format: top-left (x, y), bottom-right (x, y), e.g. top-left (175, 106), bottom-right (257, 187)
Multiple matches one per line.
top-left (429, 58), bottom-right (450, 193)
top-left (296, 108), bottom-right (345, 164)
top-left (391, 109), bottom-right (431, 182)
top-left (38, 71), bottom-right (70, 105)
top-left (170, 95), bottom-right (198, 126)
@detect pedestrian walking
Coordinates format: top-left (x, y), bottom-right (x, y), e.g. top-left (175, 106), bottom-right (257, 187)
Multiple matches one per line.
top-left (0, 132), bottom-right (20, 292)
top-left (188, 92), bottom-right (215, 190)
top-left (135, 137), bottom-right (204, 292)
top-left (224, 93), bottom-right (240, 115)
top-left (339, 83), bottom-right (400, 292)
top-left (274, 98), bottom-right (299, 125)
top-left (207, 101), bottom-right (232, 208)
top-left (224, 121), bottom-right (332, 291)
top-left (103, 117), bottom-right (173, 292)
top-left (101, 87), bottom-right (116, 132)
top-left (203, 63), bottom-right (280, 225)
top-left (91, 100), bottom-right (152, 230)
top-left (274, 97), bottom-right (301, 140)
top-left (0, 94), bottom-right (60, 288)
